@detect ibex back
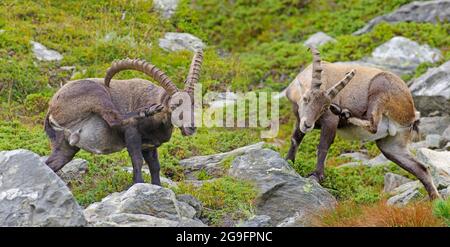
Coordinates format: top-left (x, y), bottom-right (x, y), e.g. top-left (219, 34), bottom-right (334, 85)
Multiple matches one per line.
top-left (285, 47), bottom-right (440, 200)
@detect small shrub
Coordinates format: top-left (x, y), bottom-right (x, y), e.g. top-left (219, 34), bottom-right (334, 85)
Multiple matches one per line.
top-left (433, 198), bottom-right (450, 226)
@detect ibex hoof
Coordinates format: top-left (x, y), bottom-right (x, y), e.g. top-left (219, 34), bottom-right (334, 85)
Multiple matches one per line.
top-left (308, 171), bottom-right (325, 183)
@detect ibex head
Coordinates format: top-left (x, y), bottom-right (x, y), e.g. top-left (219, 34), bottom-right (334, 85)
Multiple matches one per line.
top-left (298, 47), bottom-right (356, 133)
top-left (104, 50), bottom-right (204, 136)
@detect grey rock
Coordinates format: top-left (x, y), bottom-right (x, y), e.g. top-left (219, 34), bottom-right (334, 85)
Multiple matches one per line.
top-left (366, 153), bottom-right (391, 167)
top-left (153, 0), bottom-right (179, 19)
top-left (304, 32), bottom-right (336, 47)
top-left (416, 148), bottom-right (450, 188)
top-left (391, 180), bottom-right (422, 195)
top-left (442, 126), bottom-right (450, 144)
top-left (444, 142), bottom-right (450, 151)
top-left (413, 96), bottom-right (450, 117)
top-left (387, 188), bottom-right (422, 206)
top-left (176, 218), bottom-right (208, 227)
top-left (0, 149), bottom-right (86, 226)
top-left (337, 161), bottom-right (363, 168)
top-left (179, 142), bottom-right (264, 179)
top-left (237, 215), bottom-right (271, 227)
top-left (410, 140), bottom-right (430, 150)
top-left (90, 213), bottom-right (178, 227)
top-left (440, 187), bottom-right (450, 198)
top-left (425, 134), bottom-right (443, 149)
top-left (338, 36), bottom-right (441, 76)
top-left (339, 153), bottom-right (390, 167)
top-left (354, 1), bottom-right (450, 35)
top-left (159, 32), bottom-right (205, 52)
top-left (339, 152), bottom-right (370, 162)
top-left (176, 194), bottom-right (203, 218)
top-left (176, 201), bottom-right (197, 219)
top-left (384, 173), bottom-right (413, 193)
top-left (60, 159), bottom-right (88, 182)
top-left (88, 213), bottom-right (206, 227)
top-left (410, 61), bottom-right (450, 100)
top-left (30, 41), bottom-right (63, 61)
top-left (417, 116), bottom-right (450, 138)
top-left (84, 183), bottom-right (203, 227)
top-left (229, 148), bottom-right (336, 226)
top-left (386, 180), bottom-right (422, 206)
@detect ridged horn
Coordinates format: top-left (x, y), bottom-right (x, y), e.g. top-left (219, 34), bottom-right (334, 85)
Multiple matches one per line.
top-left (326, 69), bottom-right (356, 98)
top-left (309, 46), bottom-right (323, 90)
top-left (184, 50), bottom-right (203, 95)
top-left (104, 59), bottom-right (179, 96)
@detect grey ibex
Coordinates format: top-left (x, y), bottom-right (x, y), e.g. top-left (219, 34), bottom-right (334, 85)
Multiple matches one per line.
top-left (44, 50), bottom-right (203, 185)
top-left (285, 47), bottom-right (440, 200)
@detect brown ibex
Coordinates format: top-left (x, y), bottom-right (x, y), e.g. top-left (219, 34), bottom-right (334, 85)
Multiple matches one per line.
top-left (285, 47), bottom-right (440, 200)
top-left (44, 51), bottom-right (203, 185)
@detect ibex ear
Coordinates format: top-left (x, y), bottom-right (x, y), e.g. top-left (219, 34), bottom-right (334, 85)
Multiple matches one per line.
top-left (326, 69), bottom-right (356, 98)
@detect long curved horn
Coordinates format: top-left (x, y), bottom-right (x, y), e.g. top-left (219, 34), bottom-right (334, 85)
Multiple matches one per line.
top-left (309, 46), bottom-right (323, 90)
top-left (327, 69), bottom-right (356, 98)
top-left (184, 50), bottom-right (203, 95)
top-left (104, 59), bottom-right (179, 96)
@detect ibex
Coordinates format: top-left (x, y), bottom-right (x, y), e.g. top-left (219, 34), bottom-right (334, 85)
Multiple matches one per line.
top-left (44, 50), bottom-right (203, 185)
top-left (285, 47), bottom-right (441, 200)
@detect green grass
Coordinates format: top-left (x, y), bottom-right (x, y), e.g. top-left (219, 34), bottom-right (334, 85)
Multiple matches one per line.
top-left (173, 176), bottom-right (257, 226)
top-left (433, 198), bottom-right (450, 226)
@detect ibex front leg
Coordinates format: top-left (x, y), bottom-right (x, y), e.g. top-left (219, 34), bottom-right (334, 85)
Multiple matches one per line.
top-left (286, 106), bottom-right (305, 163)
top-left (124, 127), bottom-right (144, 184)
top-left (142, 148), bottom-right (161, 186)
top-left (309, 113), bottom-right (339, 183)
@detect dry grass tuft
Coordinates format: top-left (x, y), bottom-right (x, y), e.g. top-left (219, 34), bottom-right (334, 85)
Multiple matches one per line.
top-left (314, 200), bottom-right (445, 227)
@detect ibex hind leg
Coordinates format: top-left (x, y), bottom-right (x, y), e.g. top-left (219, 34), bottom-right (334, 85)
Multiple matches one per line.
top-left (45, 130), bottom-right (80, 172)
top-left (376, 132), bottom-right (441, 200)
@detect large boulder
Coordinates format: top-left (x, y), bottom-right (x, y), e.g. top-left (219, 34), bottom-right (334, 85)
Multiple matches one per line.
top-left (410, 61), bottom-right (450, 99)
top-left (417, 116), bottom-right (450, 138)
top-left (416, 148), bottom-right (450, 188)
top-left (30, 41), bottom-right (63, 61)
top-left (228, 148), bottom-right (336, 226)
top-left (0, 149), bottom-right (86, 226)
top-left (159, 32), bottom-right (205, 52)
top-left (383, 173), bottom-right (412, 193)
top-left (304, 32), bottom-right (336, 47)
top-left (387, 181), bottom-right (422, 206)
top-left (338, 36), bottom-right (441, 76)
top-left (84, 183), bottom-right (206, 227)
top-left (413, 96), bottom-right (450, 117)
top-left (354, 1), bottom-right (450, 35)
top-left (409, 61), bottom-right (450, 116)
top-left (179, 142), bottom-right (264, 179)
top-left (153, 0), bottom-right (179, 19)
